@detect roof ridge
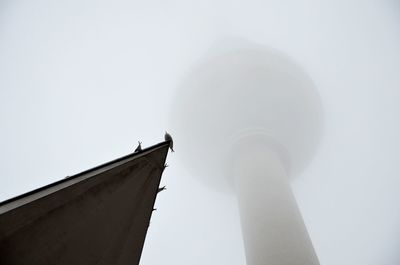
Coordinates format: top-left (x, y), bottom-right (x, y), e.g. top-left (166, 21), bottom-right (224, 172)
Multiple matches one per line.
top-left (0, 141), bottom-right (170, 208)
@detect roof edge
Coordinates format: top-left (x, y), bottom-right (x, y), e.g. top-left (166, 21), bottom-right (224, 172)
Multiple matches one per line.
top-left (0, 141), bottom-right (170, 208)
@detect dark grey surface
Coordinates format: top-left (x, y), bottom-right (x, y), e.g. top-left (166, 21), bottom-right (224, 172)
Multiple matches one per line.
top-left (0, 142), bottom-right (170, 265)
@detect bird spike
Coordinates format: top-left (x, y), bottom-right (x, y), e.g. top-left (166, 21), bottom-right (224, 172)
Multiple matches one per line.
top-left (157, 186), bottom-right (166, 193)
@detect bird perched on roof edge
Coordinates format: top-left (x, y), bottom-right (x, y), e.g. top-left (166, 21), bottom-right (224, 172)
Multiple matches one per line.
top-left (164, 132), bottom-right (174, 152)
top-left (134, 141), bottom-right (142, 153)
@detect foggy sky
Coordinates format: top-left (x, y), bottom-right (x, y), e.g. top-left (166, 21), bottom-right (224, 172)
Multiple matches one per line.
top-left (0, 1), bottom-right (399, 264)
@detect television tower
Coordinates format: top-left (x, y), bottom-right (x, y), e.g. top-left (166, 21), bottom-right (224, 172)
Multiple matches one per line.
top-left (172, 43), bottom-right (322, 265)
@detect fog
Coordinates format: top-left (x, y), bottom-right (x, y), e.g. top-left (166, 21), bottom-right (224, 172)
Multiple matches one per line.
top-left (0, 1), bottom-right (399, 264)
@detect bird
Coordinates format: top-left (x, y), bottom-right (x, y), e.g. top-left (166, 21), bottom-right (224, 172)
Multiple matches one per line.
top-left (134, 141), bottom-right (142, 153)
top-left (157, 186), bottom-right (166, 193)
top-left (164, 132), bottom-right (174, 152)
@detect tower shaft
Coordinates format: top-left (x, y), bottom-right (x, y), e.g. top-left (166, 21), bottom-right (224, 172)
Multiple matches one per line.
top-left (233, 146), bottom-right (319, 265)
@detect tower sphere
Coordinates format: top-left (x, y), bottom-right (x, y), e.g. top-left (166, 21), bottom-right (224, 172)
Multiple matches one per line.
top-left (171, 45), bottom-right (323, 192)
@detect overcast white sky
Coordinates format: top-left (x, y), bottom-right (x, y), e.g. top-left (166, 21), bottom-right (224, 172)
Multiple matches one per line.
top-left (0, 1), bottom-right (399, 264)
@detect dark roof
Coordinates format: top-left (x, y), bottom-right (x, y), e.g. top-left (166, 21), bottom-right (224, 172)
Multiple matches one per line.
top-left (0, 141), bottom-right (170, 265)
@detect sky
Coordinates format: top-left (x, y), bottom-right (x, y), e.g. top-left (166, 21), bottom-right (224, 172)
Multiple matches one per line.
top-left (0, 1), bottom-right (399, 264)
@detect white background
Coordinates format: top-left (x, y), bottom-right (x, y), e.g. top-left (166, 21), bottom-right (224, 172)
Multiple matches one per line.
top-left (0, 1), bottom-right (399, 264)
